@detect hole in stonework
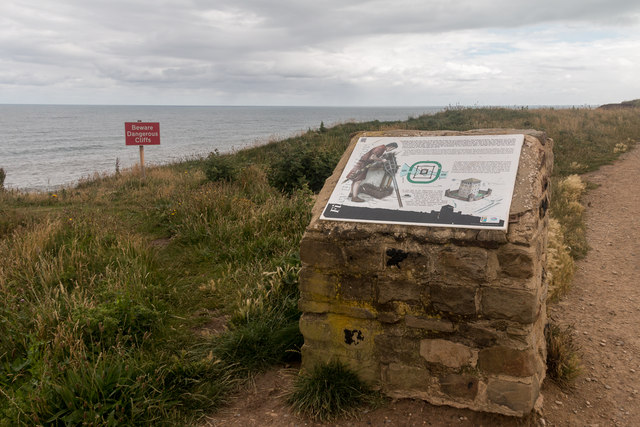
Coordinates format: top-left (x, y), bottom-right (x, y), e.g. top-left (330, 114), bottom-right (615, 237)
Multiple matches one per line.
top-left (467, 382), bottom-right (474, 389)
top-left (386, 248), bottom-right (408, 268)
top-left (539, 197), bottom-right (549, 218)
top-left (343, 329), bottom-right (364, 345)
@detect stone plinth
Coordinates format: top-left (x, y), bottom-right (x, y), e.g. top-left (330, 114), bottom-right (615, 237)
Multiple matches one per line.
top-left (298, 130), bottom-right (552, 416)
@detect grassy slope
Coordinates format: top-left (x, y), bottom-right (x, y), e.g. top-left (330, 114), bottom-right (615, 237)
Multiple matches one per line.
top-left (1, 107), bottom-right (639, 425)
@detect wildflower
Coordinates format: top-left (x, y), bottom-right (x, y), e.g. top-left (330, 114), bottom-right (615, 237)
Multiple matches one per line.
top-left (52, 194), bottom-right (58, 198)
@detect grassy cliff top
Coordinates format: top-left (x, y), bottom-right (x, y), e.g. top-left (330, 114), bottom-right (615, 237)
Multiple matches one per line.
top-left (1, 106), bottom-right (639, 424)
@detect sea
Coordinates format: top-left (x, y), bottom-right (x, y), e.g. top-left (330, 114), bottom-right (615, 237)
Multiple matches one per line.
top-left (0, 105), bottom-right (443, 191)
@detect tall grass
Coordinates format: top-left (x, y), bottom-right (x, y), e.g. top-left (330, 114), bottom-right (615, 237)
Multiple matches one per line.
top-left (0, 165), bottom-right (310, 424)
top-left (1, 106), bottom-right (638, 423)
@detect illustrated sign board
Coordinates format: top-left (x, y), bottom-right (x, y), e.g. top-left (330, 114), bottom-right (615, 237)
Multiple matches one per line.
top-left (321, 134), bottom-right (524, 230)
top-left (124, 122), bottom-right (160, 145)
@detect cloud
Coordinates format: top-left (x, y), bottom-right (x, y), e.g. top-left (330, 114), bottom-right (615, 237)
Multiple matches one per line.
top-left (1, 0), bottom-right (639, 105)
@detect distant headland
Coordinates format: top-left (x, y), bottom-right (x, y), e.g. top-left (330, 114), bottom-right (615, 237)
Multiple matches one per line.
top-left (599, 99), bottom-right (640, 110)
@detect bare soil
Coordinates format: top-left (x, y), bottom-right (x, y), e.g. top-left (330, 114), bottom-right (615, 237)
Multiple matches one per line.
top-left (202, 147), bottom-right (640, 427)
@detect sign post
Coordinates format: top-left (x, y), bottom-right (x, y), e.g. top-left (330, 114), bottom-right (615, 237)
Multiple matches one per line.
top-left (125, 121), bottom-right (160, 178)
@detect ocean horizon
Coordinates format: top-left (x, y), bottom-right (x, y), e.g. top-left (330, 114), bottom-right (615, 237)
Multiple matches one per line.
top-left (0, 104), bottom-right (582, 191)
top-left (0, 105), bottom-right (445, 191)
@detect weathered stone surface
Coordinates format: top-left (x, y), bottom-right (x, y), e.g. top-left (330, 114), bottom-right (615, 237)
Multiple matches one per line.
top-left (299, 268), bottom-right (337, 301)
top-left (383, 363), bottom-right (432, 391)
top-left (439, 373), bottom-right (479, 400)
top-left (384, 246), bottom-right (432, 274)
top-left (376, 279), bottom-right (422, 304)
top-left (487, 378), bottom-right (539, 415)
top-left (420, 339), bottom-right (477, 368)
top-left (478, 346), bottom-right (538, 377)
top-left (436, 246), bottom-right (496, 282)
top-left (476, 229), bottom-right (508, 245)
top-left (375, 334), bottom-right (422, 365)
top-left (405, 315), bottom-right (454, 332)
top-left (343, 244), bottom-right (384, 272)
top-left (498, 244), bottom-right (536, 279)
top-left (338, 274), bottom-right (375, 301)
top-left (298, 299), bottom-right (330, 314)
top-left (299, 237), bottom-right (344, 269)
top-left (506, 210), bottom-right (541, 246)
top-left (299, 313), bottom-right (332, 342)
top-left (300, 313), bottom-right (381, 351)
top-left (481, 287), bottom-right (539, 324)
top-left (457, 321), bottom-right (499, 347)
top-left (430, 284), bottom-right (477, 316)
top-left (298, 299), bottom-right (377, 319)
top-left (377, 311), bottom-right (402, 323)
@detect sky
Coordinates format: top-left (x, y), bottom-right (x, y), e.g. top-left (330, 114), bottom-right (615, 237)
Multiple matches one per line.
top-left (1, 0), bottom-right (639, 106)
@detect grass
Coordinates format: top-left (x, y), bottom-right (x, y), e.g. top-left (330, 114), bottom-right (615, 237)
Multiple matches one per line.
top-left (545, 323), bottom-right (581, 388)
top-left (1, 106), bottom-right (638, 423)
top-left (287, 360), bottom-right (379, 422)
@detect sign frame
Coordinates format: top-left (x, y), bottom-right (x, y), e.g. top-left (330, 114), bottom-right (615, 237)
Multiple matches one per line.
top-left (124, 122), bottom-right (160, 146)
top-left (320, 134), bottom-right (524, 230)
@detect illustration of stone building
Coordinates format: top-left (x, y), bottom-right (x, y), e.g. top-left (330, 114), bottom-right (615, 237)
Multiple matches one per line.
top-left (445, 177), bottom-right (492, 202)
top-left (458, 178), bottom-right (481, 198)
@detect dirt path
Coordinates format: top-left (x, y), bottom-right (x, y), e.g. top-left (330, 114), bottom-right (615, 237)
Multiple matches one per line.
top-left (203, 147), bottom-right (640, 427)
top-left (543, 146), bottom-right (640, 426)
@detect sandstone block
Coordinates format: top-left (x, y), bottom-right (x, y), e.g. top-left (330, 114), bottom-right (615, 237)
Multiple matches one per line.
top-left (376, 279), bottom-right (422, 304)
top-left (299, 313), bottom-right (332, 342)
top-left (498, 244), bottom-right (536, 279)
top-left (299, 268), bottom-right (337, 301)
top-left (338, 274), bottom-right (375, 301)
top-left (457, 321), bottom-right (499, 347)
top-left (506, 210), bottom-right (540, 246)
top-left (383, 246), bottom-right (432, 275)
top-left (476, 229), bottom-right (508, 246)
top-left (478, 346), bottom-right (539, 377)
top-left (439, 373), bottom-right (479, 400)
top-left (420, 339), bottom-right (477, 368)
top-left (377, 311), bottom-right (402, 323)
top-left (430, 284), bottom-right (477, 316)
top-left (436, 246), bottom-right (498, 283)
top-left (481, 287), bottom-right (539, 324)
top-left (300, 237), bottom-right (344, 269)
top-left (343, 244), bottom-right (384, 272)
top-left (298, 299), bottom-right (377, 319)
top-left (487, 378), bottom-right (539, 415)
top-left (375, 334), bottom-right (422, 365)
top-left (405, 315), bottom-right (454, 332)
top-left (298, 299), bottom-right (330, 314)
top-left (384, 363), bottom-right (432, 391)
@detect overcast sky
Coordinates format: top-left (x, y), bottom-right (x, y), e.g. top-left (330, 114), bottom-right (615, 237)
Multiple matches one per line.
top-left (1, 0), bottom-right (639, 106)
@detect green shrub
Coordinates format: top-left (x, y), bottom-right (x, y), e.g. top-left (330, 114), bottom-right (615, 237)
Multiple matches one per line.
top-left (287, 360), bottom-right (379, 422)
top-left (204, 150), bottom-right (239, 182)
top-left (268, 146), bottom-right (339, 193)
top-left (0, 167), bottom-right (5, 190)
